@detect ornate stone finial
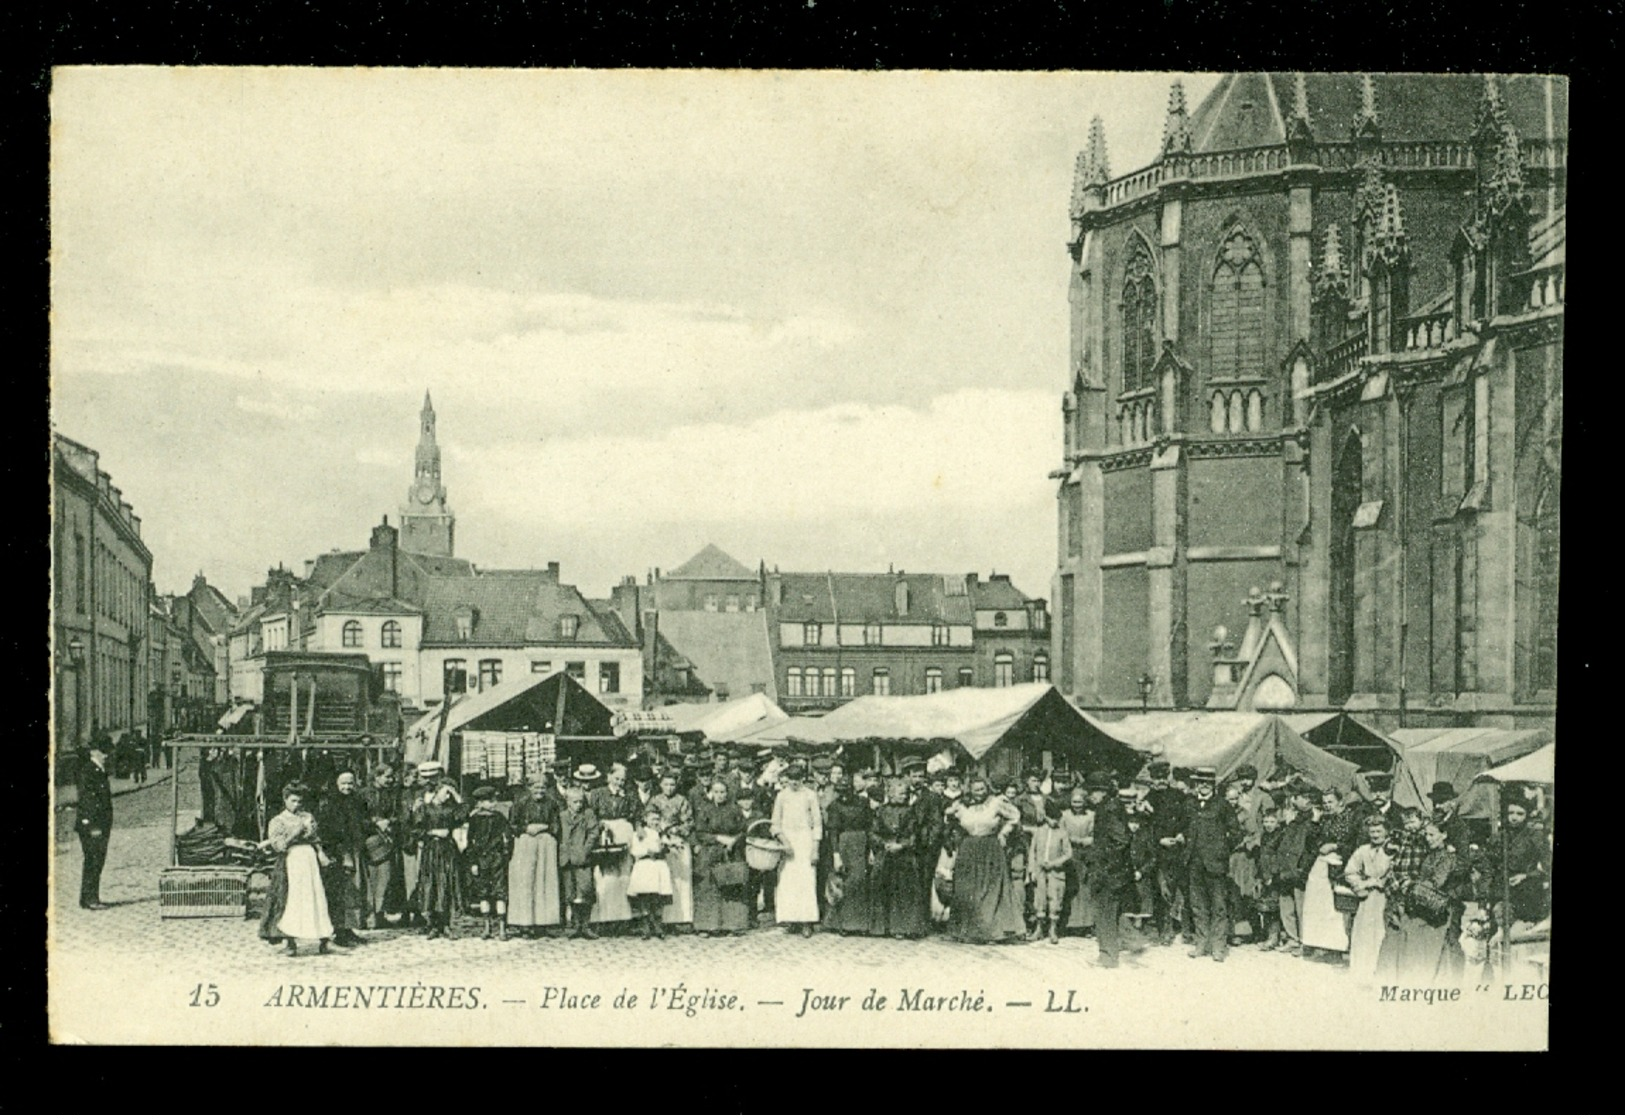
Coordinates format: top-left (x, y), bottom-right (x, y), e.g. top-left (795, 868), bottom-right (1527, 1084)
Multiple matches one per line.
top-left (1293, 72), bottom-right (1310, 121)
top-left (1163, 79), bottom-right (1193, 155)
top-left (1086, 115), bottom-right (1110, 183)
top-left (1070, 151), bottom-right (1089, 220)
top-left (1286, 71), bottom-right (1316, 155)
top-left (1314, 223), bottom-right (1350, 302)
top-left (1372, 182), bottom-right (1410, 266)
top-left (1352, 73), bottom-right (1381, 143)
top-left (1069, 116), bottom-right (1112, 220)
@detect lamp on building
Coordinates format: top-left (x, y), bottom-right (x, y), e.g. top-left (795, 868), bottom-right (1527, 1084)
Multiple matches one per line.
top-left (1137, 671), bottom-right (1156, 714)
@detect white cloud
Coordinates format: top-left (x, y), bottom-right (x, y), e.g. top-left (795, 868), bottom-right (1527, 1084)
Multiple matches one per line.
top-left (460, 387), bottom-right (1058, 528)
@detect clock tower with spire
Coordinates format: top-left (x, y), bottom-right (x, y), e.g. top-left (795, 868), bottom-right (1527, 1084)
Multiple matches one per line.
top-left (400, 390), bottom-right (455, 557)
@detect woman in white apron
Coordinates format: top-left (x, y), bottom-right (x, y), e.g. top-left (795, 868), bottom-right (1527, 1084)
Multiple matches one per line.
top-left (770, 762), bottom-right (823, 936)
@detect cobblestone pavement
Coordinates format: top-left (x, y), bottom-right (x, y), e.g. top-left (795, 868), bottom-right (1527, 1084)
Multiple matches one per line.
top-left (49, 761), bottom-right (1546, 1049)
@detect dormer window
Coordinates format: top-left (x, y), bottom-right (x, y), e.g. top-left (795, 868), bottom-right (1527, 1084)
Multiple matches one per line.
top-left (454, 608), bottom-right (475, 641)
top-left (993, 611), bottom-right (1008, 628)
top-left (559, 614), bottom-right (579, 640)
top-left (895, 581), bottom-right (911, 615)
top-left (803, 622), bottom-right (822, 646)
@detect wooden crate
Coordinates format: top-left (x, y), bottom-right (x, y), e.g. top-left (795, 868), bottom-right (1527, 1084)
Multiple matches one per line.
top-left (159, 866), bottom-right (250, 919)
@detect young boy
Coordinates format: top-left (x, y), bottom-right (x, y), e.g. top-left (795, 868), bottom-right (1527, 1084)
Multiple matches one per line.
top-left (1026, 799), bottom-right (1073, 944)
top-left (558, 782), bottom-right (601, 939)
top-left (464, 786), bottom-right (514, 940)
top-left (1255, 806), bottom-right (1285, 950)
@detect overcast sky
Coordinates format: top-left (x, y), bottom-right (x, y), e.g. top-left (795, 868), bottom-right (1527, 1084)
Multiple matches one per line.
top-left (50, 68), bottom-right (1217, 605)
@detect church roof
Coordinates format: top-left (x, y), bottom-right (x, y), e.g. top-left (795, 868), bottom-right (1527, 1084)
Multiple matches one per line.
top-left (665, 544), bottom-right (757, 582)
top-left (1187, 72), bottom-right (1566, 153)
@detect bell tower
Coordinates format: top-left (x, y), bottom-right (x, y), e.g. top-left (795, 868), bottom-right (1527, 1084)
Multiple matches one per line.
top-left (399, 390), bottom-right (455, 557)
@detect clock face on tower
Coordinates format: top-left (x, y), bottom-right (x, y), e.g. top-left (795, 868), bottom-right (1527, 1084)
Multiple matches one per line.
top-left (415, 480), bottom-right (435, 504)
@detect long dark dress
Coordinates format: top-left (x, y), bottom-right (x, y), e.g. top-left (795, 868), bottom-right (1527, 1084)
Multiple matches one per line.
top-left (411, 798), bottom-right (465, 923)
top-left (824, 793), bottom-right (875, 933)
top-left (691, 800), bottom-right (750, 933)
top-left (870, 803), bottom-right (927, 936)
top-left (947, 798), bottom-right (1025, 944)
top-left (464, 808), bottom-right (513, 903)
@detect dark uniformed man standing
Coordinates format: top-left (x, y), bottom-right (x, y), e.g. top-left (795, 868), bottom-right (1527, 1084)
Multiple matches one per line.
top-left (1084, 770), bottom-right (1131, 967)
top-left (75, 736), bottom-right (114, 909)
top-left (1186, 766), bottom-right (1241, 961)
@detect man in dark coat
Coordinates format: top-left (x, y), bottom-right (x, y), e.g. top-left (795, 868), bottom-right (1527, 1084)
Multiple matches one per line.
top-left (1084, 770), bottom-right (1132, 968)
top-left (1273, 781), bottom-right (1321, 954)
top-left (75, 738), bottom-right (114, 909)
top-left (903, 757), bottom-right (946, 914)
top-left (1186, 767), bottom-right (1241, 962)
top-left (1142, 761), bottom-right (1189, 945)
top-left (315, 770), bottom-right (371, 946)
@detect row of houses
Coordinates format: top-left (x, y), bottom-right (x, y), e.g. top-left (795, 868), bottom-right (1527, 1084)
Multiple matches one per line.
top-left (604, 544), bottom-right (1051, 714)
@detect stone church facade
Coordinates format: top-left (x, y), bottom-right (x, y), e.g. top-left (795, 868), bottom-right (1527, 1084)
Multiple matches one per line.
top-left (1052, 73), bottom-right (1564, 729)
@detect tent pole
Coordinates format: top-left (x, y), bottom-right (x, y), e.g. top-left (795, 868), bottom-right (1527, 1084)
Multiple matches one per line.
top-left (1500, 785), bottom-right (1512, 977)
top-left (170, 743), bottom-right (182, 867)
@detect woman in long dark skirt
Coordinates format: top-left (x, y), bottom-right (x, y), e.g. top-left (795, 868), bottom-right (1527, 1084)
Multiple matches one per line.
top-left (691, 779), bottom-right (750, 936)
top-left (823, 775), bottom-right (874, 934)
top-left (945, 777), bottom-right (1025, 944)
top-left (870, 778), bottom-right (927, 938)
top-left (410, 775), bottom-right (466, 939)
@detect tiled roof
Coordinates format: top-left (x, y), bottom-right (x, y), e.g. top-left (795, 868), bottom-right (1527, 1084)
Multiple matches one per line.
top-left (666, 544), bottom-right (757, 581)
top-left (968, 576), bottom-right (1032, 611)
top-left (1188, 73), bottom-right (1566, 154)
top-left (774, 572), bottom-right (974, 625)
top-left (657, 610), bottom-right (777, 702)
top-left (419, 573), bottom-right (632, 647)
top-left (313, 546), bottom-right (475, 612)
top-left (586, 599), bottom-right (636, 645)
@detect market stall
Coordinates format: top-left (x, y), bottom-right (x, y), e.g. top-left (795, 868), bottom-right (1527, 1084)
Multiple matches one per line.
top-left (404, 670), bottom-right (618, 785)
top-left (161, 734), bottom-right (393, 919)
top-left (1389, 726), bottom-right (1551, 813)
top-left (778, 683), bottom-right (1144, 783)
top-left (1093, 710), bottom-right (1365, 793)
top-left (657, 693), bottom-right (790, 744)
top-left (1281, 711), bottom-right (1400, 776)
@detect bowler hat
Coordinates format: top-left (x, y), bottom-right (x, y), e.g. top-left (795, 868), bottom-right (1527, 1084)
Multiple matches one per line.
top-left (1085, 769), bottom-right (1116, 792)
top-left (1146, 761), bottom-right (1171, 779)
top-left (1430, 781), bottom-right (1458, 803)
top-left (1235, 764), bottom-right (1259, 781)
top-left (1362, 771), bottom-right (1394, 791)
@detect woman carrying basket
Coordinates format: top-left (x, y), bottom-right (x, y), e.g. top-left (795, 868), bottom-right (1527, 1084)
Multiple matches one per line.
top-left (692, 778), bottom-right (750, 936)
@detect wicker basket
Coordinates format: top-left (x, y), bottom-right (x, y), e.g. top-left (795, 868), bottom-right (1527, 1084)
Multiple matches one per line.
top-left (160, 866), bottom-right (250, 919)
top-left (1332, 885), bottom-right (1361, 916)
top-left (743, 821), bottom-right (786, 872)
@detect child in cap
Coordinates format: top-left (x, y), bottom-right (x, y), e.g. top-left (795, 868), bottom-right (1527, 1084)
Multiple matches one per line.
top-left (627, 805), bottom-right (674, 939)
top-left (1026, 797), bottom-right (1073, 944)
top-left (464, 786), bottom-right (513, 940)
top-left (1255, 805), bottom-right (1286, 950)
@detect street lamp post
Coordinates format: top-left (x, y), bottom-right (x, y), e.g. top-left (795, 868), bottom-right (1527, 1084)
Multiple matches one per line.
top-left (67, 636), bottom-right (87, 748)
top-left (1137, 671), bottom-right (1155, 714)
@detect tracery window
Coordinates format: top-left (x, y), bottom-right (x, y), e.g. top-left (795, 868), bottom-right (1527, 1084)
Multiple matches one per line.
top-left (1211, 228), bottom-right (1265, 380)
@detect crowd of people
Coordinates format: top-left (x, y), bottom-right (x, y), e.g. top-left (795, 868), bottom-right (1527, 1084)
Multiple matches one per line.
top-left (249, 744), bottom-right (1552, 980)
